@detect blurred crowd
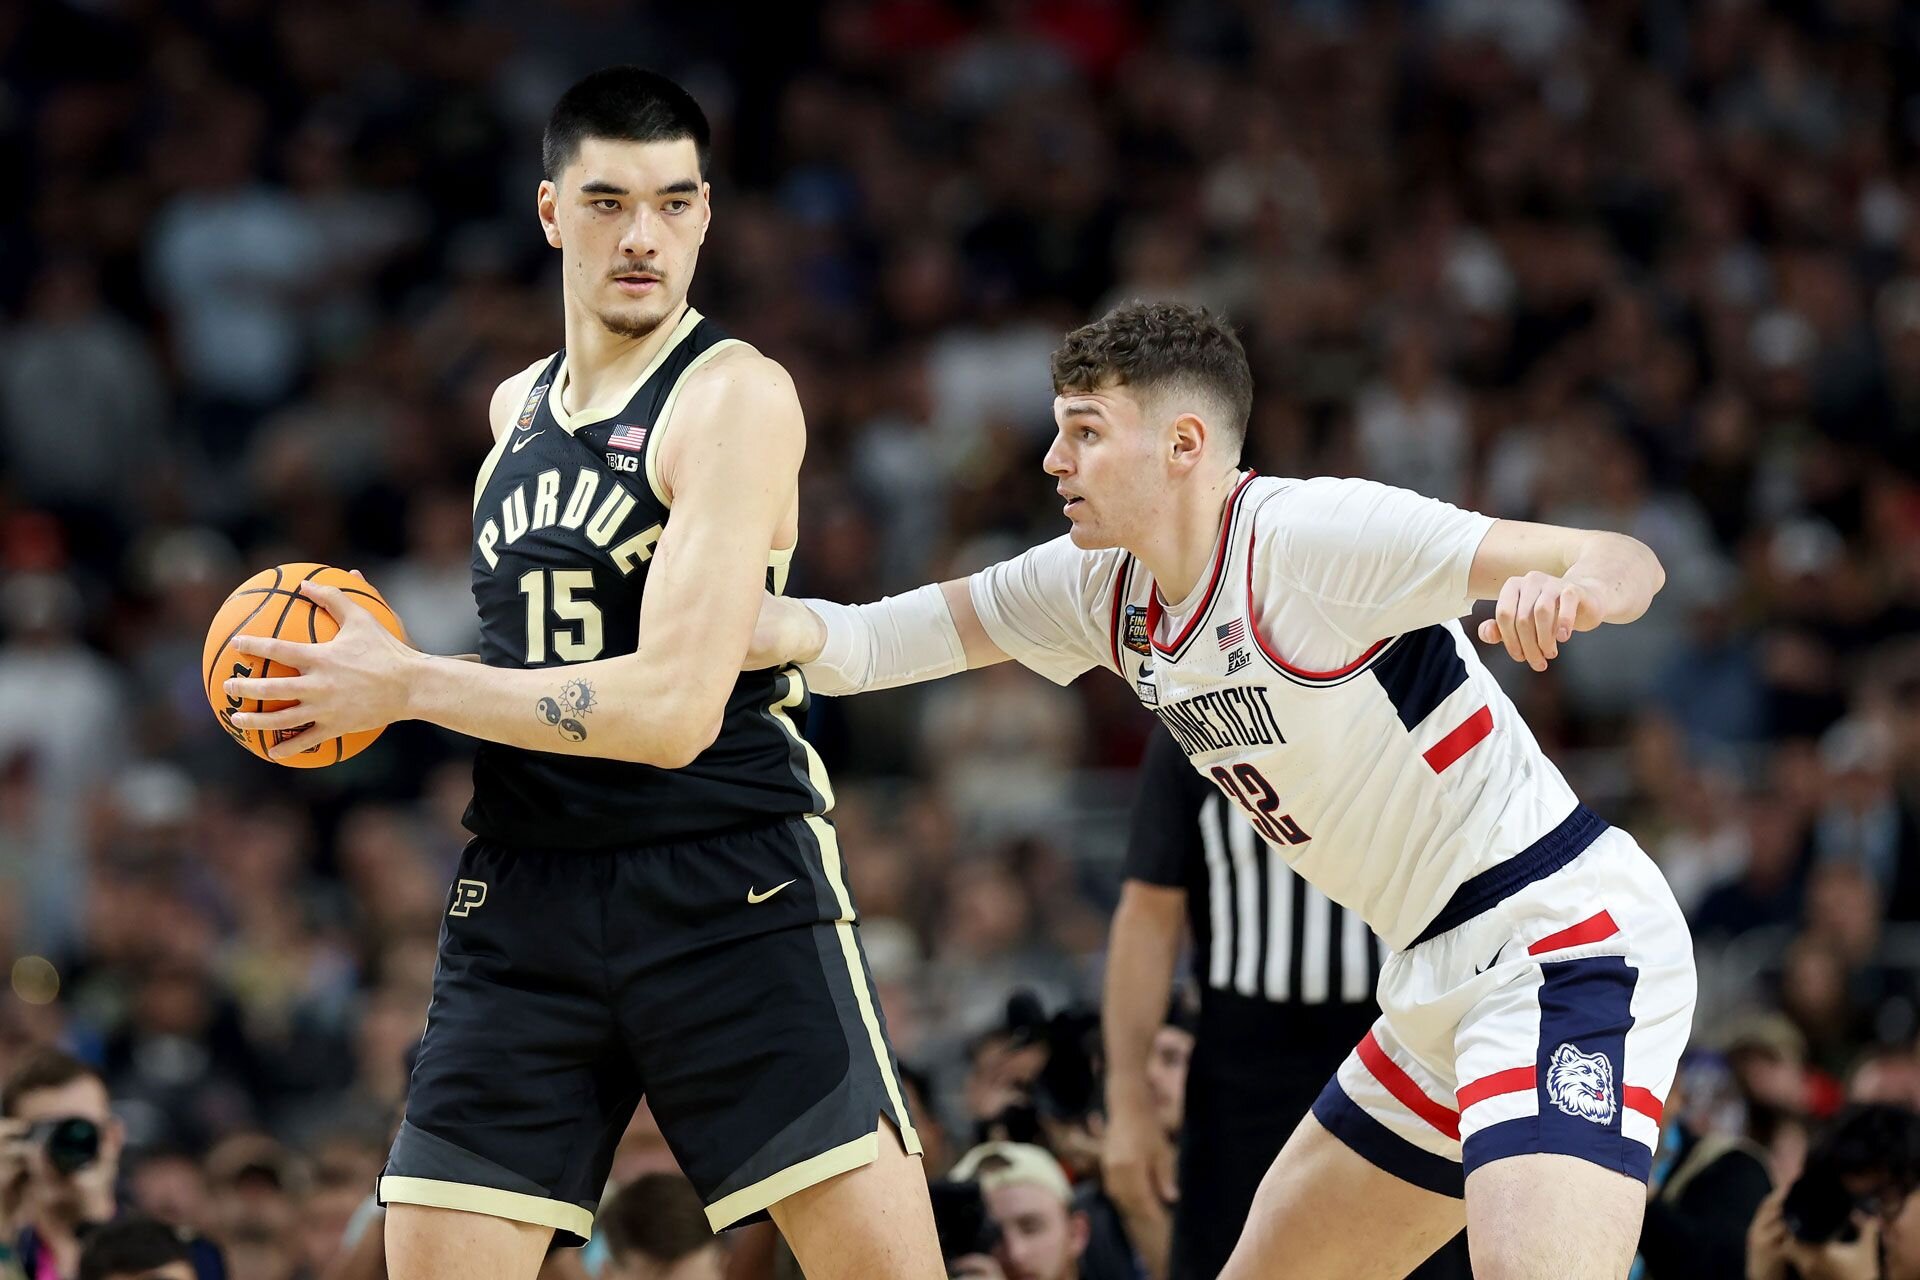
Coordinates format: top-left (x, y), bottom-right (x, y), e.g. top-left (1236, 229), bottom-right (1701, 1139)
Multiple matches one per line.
top-left (3, 0), bottom-right (1920, 1275)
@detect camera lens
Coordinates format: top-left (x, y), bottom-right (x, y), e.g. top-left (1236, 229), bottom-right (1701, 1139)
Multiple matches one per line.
top-left (1782, 1165), bottom-right (1862, 1243)
top-left (43, 1118), bottom-right (100, 1177)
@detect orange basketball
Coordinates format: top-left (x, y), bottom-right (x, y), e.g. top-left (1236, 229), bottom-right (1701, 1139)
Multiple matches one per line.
top-left (203, 563), bottom-right (409, 768)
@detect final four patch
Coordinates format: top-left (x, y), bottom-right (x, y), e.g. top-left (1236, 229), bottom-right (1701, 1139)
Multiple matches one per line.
top-left (516, 381), bottom-right (551, 429)
top-left (1123, 604), bottom-right (1150, 656)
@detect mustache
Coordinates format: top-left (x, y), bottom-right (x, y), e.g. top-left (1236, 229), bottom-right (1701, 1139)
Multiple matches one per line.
top-left (609, 265), bottom-right (663, 281)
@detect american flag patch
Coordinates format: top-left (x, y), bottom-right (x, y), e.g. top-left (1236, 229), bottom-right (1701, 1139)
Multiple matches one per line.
top-left (608, 423), bottom-right (649, 452)
top-left (1217, 619), bottom-right (1245, 649)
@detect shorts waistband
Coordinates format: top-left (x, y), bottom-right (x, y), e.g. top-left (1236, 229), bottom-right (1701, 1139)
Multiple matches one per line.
top-left (1409, 804), bottom-right (1608, 948)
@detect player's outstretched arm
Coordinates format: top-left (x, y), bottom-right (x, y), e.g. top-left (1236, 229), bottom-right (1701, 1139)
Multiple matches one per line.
top-left (228, 353), bottom-right (808, 767)
top-left (746, 578), bottom-right (1011, 695)
top-left (1467, 520), bottom-right (1666, 672)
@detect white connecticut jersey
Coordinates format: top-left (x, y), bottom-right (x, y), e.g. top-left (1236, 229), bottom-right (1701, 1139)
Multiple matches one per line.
top-left (970, 472), bottom-right (1584, 950)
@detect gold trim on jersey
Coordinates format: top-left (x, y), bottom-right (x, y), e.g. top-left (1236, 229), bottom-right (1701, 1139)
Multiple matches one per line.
top-left (769, 670), bottom-right (834, 812)
top-left (642, 336), bottom-right (748, 506)
top-left (378, 1175), bottom-right (595, 1240)
top-left (471, 423), bottom-right (515, 515)
top-left (548, 307), bottom-right (704, 434)
top-left (803, 815), bottom-right (920, 1154)
top-left (473, 356), bottom-right (554, 511)
top-left (703, 1131), bottom-right (879, 1231)
top-left (768, 544), bottom-right (794, 595)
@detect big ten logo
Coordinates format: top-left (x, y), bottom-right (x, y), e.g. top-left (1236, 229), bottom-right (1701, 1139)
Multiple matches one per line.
top-left (606, 453), bottom-right (639, 473)
top-left (448, 879), bottom-right (489, 917)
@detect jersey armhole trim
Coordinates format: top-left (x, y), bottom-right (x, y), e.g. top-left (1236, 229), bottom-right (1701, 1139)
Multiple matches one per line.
top-left (473, 355), bottom-right (561, 508)
top-left (489, 354), bottom-right (558, 441)
top-left (643, 336), bottom-right (750, 508)
top-left (1106, 555), bottom-right (1133, 675)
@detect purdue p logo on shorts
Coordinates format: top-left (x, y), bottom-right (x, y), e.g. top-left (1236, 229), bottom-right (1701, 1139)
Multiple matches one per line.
top-left (449, 879), bottom-right (489, 917)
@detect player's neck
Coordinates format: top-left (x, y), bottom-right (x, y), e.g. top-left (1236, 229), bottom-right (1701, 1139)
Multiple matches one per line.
top-left (559, 297), bottom-right (691, 413)
top-left (1135, 467), bottom-right (1245, 607)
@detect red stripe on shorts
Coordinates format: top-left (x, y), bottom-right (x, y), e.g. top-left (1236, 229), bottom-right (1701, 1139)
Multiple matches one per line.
top-left (1455, 1066), bottom-right (1536, 1113)
top-left (1358, 1031), bottom-right (1460, 1141)
top-left (1624, 1086), bottom-right (1664, 1123)
top-left (1526, 910), bottom-right (1620, 956)
top-left (1423, 705), bottom-right (1493, 773)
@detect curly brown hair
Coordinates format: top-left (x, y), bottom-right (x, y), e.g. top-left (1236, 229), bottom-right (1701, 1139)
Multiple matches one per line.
top-left (1050, 301), bottom-right (1253, 454)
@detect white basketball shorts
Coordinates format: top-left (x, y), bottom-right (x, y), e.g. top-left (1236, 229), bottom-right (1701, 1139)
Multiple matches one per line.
top-left (1311, 806), bottom-right (1697, 1197)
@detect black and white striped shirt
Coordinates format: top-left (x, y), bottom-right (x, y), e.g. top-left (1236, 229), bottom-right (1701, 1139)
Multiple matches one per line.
top-left (1125, 728), bottom-right (1385, 1007)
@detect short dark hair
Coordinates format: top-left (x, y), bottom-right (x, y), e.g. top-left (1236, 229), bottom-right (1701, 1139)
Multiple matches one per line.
top-left (543, 66), bottom-right (711, 181)
top-left (599, 1173), bottom-right (717, 1264)
top-left (1051, 301), bottom-right (1255, 455)
top-left (78, 1217), bottom-right (192, 1280)
top-left (2, 1046), bottom-right (103, 1117)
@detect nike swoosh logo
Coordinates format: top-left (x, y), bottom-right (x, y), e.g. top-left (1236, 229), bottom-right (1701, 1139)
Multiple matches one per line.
top-left (1474, 946), bottom-right (1504, 975)
top-left (511, 430), bottom-right (544, 452)
top-left (747, 880), bottom-right (796, 905)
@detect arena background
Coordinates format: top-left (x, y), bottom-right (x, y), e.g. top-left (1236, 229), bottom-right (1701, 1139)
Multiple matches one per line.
top-left (2, 0), bottom-right (1920, 1274)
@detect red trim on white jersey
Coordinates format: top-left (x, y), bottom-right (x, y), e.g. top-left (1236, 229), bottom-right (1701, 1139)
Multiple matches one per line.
top-left (1144, 471), bottom-right (1258, 658)
top-left (1106, 555), bottom-right (1130, 675)
top-left (1242, 506), bottom-right (1391, 681)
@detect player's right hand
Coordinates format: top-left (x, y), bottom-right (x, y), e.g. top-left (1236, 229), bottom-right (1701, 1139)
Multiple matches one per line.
top-left (1476, 571), bottom-right (1606, 672)
top-left (1101, 1099), bottom-right (1179, 1213)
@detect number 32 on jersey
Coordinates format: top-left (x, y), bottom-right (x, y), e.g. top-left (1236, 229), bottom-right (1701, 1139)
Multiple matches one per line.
top-left (1210, 763), bottom-right (1311, 846)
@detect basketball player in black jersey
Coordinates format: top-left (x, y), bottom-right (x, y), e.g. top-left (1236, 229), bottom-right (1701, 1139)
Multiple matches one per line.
top-left (223, 68), bottom-right (942, 1280)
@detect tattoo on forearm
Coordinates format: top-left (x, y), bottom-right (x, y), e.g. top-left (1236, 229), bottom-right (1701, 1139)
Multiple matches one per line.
top-left (536, 679), bottom-right (597, 742)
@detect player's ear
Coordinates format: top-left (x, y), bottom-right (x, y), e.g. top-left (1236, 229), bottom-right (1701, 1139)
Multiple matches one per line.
top-left (1168, 411), bottom-right (1207, 471)
top-left (538, 180), bottom-right (563, 249)
top-left (699, 180), bottom-right (713, 245)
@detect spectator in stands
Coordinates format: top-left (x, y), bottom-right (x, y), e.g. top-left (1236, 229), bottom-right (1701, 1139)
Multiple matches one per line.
top-left (597, 1174), bottom-right (723, 1280)
top-left (950, 1142), bottom-right (1100, 1280)
top-left (1, 1049), bottom-right (220, 1280)
top-left (77, 1218), bottom-right (198, 1280)
top-left (1632, 1066), bottom-right (1772, 1278)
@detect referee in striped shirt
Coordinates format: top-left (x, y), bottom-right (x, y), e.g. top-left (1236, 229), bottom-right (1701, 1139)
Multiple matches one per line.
top-left (1102, 727), bottom-right (1470, 1280)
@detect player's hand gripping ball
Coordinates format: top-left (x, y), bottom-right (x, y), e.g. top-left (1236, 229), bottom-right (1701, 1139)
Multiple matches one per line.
top-left (203, 564), bottom-right (409, 767)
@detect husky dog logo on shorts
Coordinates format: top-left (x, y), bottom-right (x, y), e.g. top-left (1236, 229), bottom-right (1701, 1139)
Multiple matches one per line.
top-left (1546, 1043), bottom-right (1616, 1124)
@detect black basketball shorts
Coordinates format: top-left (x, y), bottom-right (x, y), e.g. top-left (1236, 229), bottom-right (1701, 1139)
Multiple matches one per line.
top-left (376, 816), bottom-right (921, 1245)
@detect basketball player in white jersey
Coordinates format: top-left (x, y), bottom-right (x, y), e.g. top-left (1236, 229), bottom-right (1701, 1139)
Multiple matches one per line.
top-left (748, 301), bottom-right (1697, 1279)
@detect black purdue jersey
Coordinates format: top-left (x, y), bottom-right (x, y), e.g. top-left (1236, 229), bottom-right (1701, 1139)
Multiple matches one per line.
top-left (463, 309), bottom-right (827, 848)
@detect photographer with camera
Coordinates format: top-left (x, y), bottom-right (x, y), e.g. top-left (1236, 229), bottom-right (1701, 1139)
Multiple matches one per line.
top-left (930, 1181), bottom-right (1007, 1280)
top-left (1747, 1104), bottom-right (1920, 1280)
top-left (951, 1143), bottom-right (1092, 1280)
top-left (961, 998), bottom-right (1136, 1280)
top-left (1, 1049), bottom-right (221, 1280)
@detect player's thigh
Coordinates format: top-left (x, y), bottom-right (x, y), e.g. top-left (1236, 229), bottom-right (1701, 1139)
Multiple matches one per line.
top-left (767, 1118), bottom-right (943, 1280)
top-left (1466, 1153), bottom-right (1645, 1280)
top-left (385, 1203), bottom-right (553, 1280)
top-left (1218, 1112), bottom-right (1464, 1280)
